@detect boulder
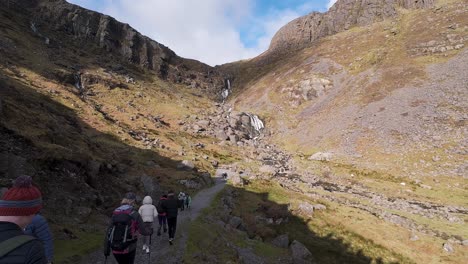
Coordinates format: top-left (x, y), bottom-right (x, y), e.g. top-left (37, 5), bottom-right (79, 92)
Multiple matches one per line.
top-left (230, 173), bottom-right (244, 186)
top-left (313, 204), bottom-right (327, 211)
top-left (236, 247), bottom-right (264, 264)
top-left (308, 152), bottom-right (333, 161)
top-left (229, 216), bottom-right (244, 229)
top-left (229, 134), bottom-right (239, 144)
top-left (272, 234), bottom-right (289, 248)
top-left (290, 240), bottom-right (313, 264)
top-left (298, 203), bottom-right (315, 216)
top-left (177, 160), bottom-right (195, 171)
top-left (259, 165), bottom-right (276, 175)
top-left (215, 130), bottom-right (229, 140)
top-left (179, 179), bottom-right (202, 189)
top-left (462, 240), bottom-right (468, 246)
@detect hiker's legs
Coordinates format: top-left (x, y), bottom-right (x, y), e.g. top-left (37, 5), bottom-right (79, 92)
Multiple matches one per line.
top-left (167, 217), bottom-right (177, 239)
top-left (113, 250), bottom-right (136, 264)
top-left (163, 215), bottom-right (167, 231)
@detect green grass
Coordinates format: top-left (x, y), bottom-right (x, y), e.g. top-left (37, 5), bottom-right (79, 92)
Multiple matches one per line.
top-left (54, 230), bottom-right (103, 264)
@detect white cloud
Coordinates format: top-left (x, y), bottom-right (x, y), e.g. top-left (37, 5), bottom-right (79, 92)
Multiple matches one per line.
top-left (69, 0), bottom-right (306, 66)
top-left (327, 0), bottom-right (338, 9)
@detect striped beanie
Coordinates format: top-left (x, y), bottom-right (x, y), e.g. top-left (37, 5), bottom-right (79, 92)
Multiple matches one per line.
top-left (0, 176), bottom-right (42, 216)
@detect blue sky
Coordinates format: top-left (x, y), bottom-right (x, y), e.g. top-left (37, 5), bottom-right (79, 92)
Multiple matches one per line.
top-left (68, 0), bottom-right (336, 65)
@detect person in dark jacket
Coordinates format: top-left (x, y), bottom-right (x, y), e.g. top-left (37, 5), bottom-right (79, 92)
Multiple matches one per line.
top-left (106, 192), bottom-right (150, 264)
top-left (160, 190), bottom-right (179, 245)
top-left (25, 214), bottom-right (54, 263)
top-left (0, 175), bottom-right (47, 264)
top-left (156, 194), bottom-right (168, 236)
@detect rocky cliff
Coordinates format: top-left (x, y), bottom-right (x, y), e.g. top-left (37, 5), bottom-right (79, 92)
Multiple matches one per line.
top-left (7, 0), bottom-right (227, 99)
top-left (269, 0), bottom-right (435, 53)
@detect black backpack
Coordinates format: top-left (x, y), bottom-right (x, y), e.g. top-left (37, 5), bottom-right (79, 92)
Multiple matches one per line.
top-left (107, 209), bottom-right (135, 252)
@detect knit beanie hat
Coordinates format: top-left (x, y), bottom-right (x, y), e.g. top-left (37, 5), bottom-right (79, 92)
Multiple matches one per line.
top-left (0, 176), bottom-right (42, 216)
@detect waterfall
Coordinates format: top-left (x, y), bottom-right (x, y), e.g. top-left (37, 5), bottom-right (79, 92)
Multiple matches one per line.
top-left (245, 113), bottom-right (264, 132)
top-left (30, 22), bottom-right (37, 33)
top-left (222, 79), bottom-right (232, 101)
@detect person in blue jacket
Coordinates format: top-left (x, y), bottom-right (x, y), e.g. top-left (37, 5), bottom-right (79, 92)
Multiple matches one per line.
top-left (25, 214), bottom-right (54, 264)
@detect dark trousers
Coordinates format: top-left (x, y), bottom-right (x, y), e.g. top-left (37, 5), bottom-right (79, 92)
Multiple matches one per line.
top-left (113, 250), bottom-right (136, 264)
top-left (158, 215), bottom-right (167, 232)
top-left (167, 217), bottom-right (177, 239)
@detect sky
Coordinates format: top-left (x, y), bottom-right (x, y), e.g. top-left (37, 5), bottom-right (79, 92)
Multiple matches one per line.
top-left (68, 0), bottom-right (338, 66)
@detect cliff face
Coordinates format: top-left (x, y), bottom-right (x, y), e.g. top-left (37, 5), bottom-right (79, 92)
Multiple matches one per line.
top-left (269, 0), bottom-right (435, 53)
top-left (10, 0), bottom-right (226, 99)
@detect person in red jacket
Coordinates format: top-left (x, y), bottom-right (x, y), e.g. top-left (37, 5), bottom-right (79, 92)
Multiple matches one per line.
top-left (0, 175), bottom-right (47, 264)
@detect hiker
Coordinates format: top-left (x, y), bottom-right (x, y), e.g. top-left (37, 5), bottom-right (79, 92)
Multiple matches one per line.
top-left (138, 196), bottom-right (157, 254)
top-left (161, 190), bottom-right (179, 245)
top-left (105, 192), bottom-right (150, 264)
top-left (0, 175), bottom-right (47, 264)
top-left (185, 194), bottom-right (192, 210)
top-left (178, 192), bottom-right (186, 211)
top-left (156, 194), bottom-right (168, 236)
top-left (25, 214), bottom-right (54, 264)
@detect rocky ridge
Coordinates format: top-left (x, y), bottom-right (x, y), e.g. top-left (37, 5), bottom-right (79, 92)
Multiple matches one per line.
top-left (8, 0), bottom-right (227, 100)
top-left (269, 0), bottom-right (435, 53)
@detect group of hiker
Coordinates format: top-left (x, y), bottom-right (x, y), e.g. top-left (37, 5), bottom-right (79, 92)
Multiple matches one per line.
top-left (105, 190), bottom-right (192, 264)
top-left (0, 175), bottom-right (192, 264)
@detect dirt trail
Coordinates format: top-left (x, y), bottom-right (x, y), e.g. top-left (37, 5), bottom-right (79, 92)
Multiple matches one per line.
top-left (81, 178), bottom-right (226, 264)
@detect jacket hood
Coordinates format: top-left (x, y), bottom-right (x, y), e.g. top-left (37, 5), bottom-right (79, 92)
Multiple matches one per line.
top-left (143, 196), bottom-right (153, 205)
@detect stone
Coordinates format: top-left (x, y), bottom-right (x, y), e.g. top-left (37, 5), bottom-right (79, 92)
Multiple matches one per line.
top-left (290, 240), bottom-right (313, 263)
top-left (272, 234), bottom-right (289, 248)
top-left (462, 240), bottom-right (468, 246)
top-left (259, 165), bottom-right (276, 175)
top-left (229, 134), bottom-right (239, 144)
top-left (215, 130), bottom-right (229, 140)
top-left (297, 203), bottom-right (315, 216)
top-left (308, 152), bottom-right (333, 161)
top-left (229, 216), bottom-right (243, 229)
top-left (236, 247), bottom-right (265, 264)
top-left (74, 206), bottom-right (92, 222)
top-left (177, 160), bottom-right (195, 171)
top-left (443, 242), bottom-right (454, 253)
top-left (312, 204), bottom-right (327, 211)
top-left (230, 173), bottom-right (244, 186)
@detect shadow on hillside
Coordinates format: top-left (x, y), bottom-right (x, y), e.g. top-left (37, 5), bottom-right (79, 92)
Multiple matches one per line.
top-left (189, 183), bottom-right (400, 264)
top-left (0, 70), bottom-right (206, 263)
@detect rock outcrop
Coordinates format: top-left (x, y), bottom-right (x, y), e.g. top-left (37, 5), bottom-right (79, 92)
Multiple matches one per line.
top-left (269, 0), bottom-right (435, 53)
top-left (8, 0), bottom-right (226, 99)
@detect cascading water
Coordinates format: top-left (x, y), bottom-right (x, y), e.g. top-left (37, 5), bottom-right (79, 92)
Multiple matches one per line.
top-left (221, 79), bottom-right (232, 102)
top-left (245, 113), bottom-right (264, 132)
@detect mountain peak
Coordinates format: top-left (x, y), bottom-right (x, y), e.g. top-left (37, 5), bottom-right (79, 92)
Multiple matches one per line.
top-left (269, 0), bottom-right (435, 53)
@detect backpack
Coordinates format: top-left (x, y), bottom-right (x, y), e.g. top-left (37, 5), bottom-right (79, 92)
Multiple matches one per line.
top-left (156, 200), bottom-right (164, 213)
top-left (107, 208), bottom-right (136, 252)
top-left (0, 235), bottom-right (36, 259)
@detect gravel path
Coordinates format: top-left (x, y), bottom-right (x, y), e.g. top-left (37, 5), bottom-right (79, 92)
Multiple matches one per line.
top-left (81, 178), bottom-right (226, 264)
